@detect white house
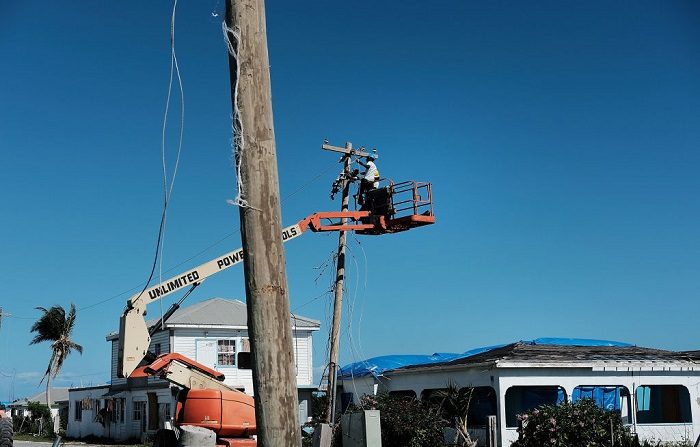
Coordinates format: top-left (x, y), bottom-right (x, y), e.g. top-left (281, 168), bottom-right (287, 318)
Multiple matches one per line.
top-left (338, 338), bottom-right (700, 446)
top-left (67, 297), bottom-right (320, 442)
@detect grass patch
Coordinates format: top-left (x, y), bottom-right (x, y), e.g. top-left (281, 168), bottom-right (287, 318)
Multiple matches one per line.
top-left (13, 433), bottom-right (57, 442)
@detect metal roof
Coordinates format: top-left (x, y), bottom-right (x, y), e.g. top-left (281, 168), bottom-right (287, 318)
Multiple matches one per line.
top-left (681, 350), bottom-right (700, 361)
top-left (402, 342), bottom-right (699, 373)
top-left (10, 388), bottom-right (70, 407)
top-left (156, 297), bottom-right (320, 328)
top-left (107, 297), bottom-right (319, 339)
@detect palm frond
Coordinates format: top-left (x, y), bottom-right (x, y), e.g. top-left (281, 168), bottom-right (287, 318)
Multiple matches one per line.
top-left (67, 340), bottom-right (84, 355)
top-left (31, 303), bottom-right (83, 383)
top-left (30, 306), bottom-right (67, 344)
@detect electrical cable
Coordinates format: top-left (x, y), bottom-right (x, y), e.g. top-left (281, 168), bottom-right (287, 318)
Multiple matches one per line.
top-left (71, 161), bottom-right (338, 313)
top-left (158, 0), bottom-right (186, 329)
top-left (291, 289), bottom-right (333, 313)
top-left (342, 243), bottom-right (369, 409)
top-left (4, 160), bottom-right (340, 334)
top-left (127, 0), bottom-right (185, 320)
top-left (349, 235), bottom-right (369, 362)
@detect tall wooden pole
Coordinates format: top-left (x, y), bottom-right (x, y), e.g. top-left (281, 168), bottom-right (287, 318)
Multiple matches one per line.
top-left (225, 1), bottom-right (301, 445)
top-left (325, 143), bottom-right (352, 424)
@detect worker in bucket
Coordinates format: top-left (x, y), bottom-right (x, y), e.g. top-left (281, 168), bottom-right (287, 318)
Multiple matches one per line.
top-left (357, 151), bottom-right (379, 206)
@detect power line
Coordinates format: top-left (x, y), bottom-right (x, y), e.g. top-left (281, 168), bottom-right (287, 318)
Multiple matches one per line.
top-left (4, 161), bottom-right (339, 321)
top-left (74, 162), bottom-right (338, 311)
top-left (158, 0), bottom-right (186, 329)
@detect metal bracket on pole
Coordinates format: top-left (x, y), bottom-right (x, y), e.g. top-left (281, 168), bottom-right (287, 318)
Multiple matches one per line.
top-left (322, 142), bottom-right (370, 158)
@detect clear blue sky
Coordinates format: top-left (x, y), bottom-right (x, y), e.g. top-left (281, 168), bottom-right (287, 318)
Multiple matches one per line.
top-left (1, 1), bottom-right (698, 401)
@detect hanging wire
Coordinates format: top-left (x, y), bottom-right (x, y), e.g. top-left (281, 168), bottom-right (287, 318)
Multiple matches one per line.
top-left (158, 0), bottom-right (186, 329)
top-left (126, 0), bottom-right (186, 323)
top-left (13, 160), bottom-right (338, 317)
top-left (342, 241), bottom-right (369, 409)
top-left (349, 235), bottom-right (369, 362)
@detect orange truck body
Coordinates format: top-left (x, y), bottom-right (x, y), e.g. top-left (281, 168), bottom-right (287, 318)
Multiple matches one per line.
top-left (176, 389), bottom-right (256, 446)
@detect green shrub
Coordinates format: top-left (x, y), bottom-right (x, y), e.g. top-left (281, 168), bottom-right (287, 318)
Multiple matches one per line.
top-left (24, 401), bottom-right (54, 437)
top-left (511, 398), bottom-right (637, 447)
top-left (357, 393), bottom-right (446, 447)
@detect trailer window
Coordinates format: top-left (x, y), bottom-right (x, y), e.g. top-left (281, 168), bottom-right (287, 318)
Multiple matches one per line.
top-left (420, 386), bottom-right (497, 427)
top-left (573, 385), bottom-right (632, 423)
top-left (389, 390), bottom-right (417, 400)
top-left (636, 385), bottom-right (691, 424)
top-left (469, 387), bottom-right (498, 427)
top-left (505, 386), bottom-right (566, 427)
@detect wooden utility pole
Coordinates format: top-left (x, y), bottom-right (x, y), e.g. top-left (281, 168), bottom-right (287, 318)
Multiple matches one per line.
top-left (225, 1), bottom-right (301, 446)
top-left (320, 142), bottom-right (369, 425)
top-left (326, 144), bottom-right (351, 424)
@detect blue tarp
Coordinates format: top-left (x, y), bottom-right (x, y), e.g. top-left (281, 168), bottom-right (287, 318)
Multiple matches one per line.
top-left (531, 337), bottom-right (632, 347)
top-left (339, 338), bottom-right (633, 379)
top-left (572, 386), bottom-right (622, 411)
top-left (339, 353), bottom-right (460, 379)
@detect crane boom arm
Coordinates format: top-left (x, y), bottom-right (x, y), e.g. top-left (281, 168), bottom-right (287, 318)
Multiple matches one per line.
top-left (118, 222), bottom-right (306, 378)
top-left (131, 223), bottom-right (305, 308)
top-left (118, 204), bottom-right (427, 378)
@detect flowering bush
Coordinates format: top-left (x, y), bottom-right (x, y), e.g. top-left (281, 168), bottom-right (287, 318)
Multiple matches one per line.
top-left (511, 399), bottom-right (636, 447)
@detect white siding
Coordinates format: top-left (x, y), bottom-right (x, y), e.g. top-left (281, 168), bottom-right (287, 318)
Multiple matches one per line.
top-left (149, 329), bottom-right (170, 355)
top-left (292, 329), bottom-right (314, 386)
top-left (171, 327), bottom-right (315, 393)
top-left (110, 341), bottom-right (126, 387)
top-left (67, 386), bottom-right (174, 442)
top-left (66, 387), bottom-right (111, 440)
top-left (146, 330), bottom-right (170, 387)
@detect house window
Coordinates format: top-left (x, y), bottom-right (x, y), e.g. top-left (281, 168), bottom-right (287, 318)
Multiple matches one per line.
top-left (635, 385), bottom-right (692, 424)
top-left (133, 401), bottom-right (144, 421)
top-left (74, 400), bottom-right (82, 421)
top-left (113, 398), bottom-right (125, 424)
top-left (217, 339), bottom-right (236, 366)
top-left (160, 403), bottom-right (172, 421)
top-left (154, 343), bottom-right (162, 356)
top-left (505, 386), bottom-right (566, 427)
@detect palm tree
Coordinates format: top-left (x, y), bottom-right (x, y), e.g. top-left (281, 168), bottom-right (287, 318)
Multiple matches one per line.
top-left (435, 381), bottom-right (477, 447)
top-left (29, 303), bottom-right (83, 410)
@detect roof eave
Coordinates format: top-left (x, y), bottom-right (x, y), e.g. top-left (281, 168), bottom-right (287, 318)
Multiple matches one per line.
top-left (496, 360), bottom-right (700, 371)
top-left (386, 360), bottom-right (499, 376)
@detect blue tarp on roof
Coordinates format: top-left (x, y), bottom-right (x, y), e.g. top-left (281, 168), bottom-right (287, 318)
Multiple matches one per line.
top-left (338, 338), bottom-right (633, 379)
top-left (530, 337), bottom-right (632, 347)
top-left (339, 353), bottom-right (459, 379)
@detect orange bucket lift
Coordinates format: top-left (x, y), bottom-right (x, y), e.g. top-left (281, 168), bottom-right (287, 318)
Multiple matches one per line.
top-left (298, 179), bottom-right (435, 236)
